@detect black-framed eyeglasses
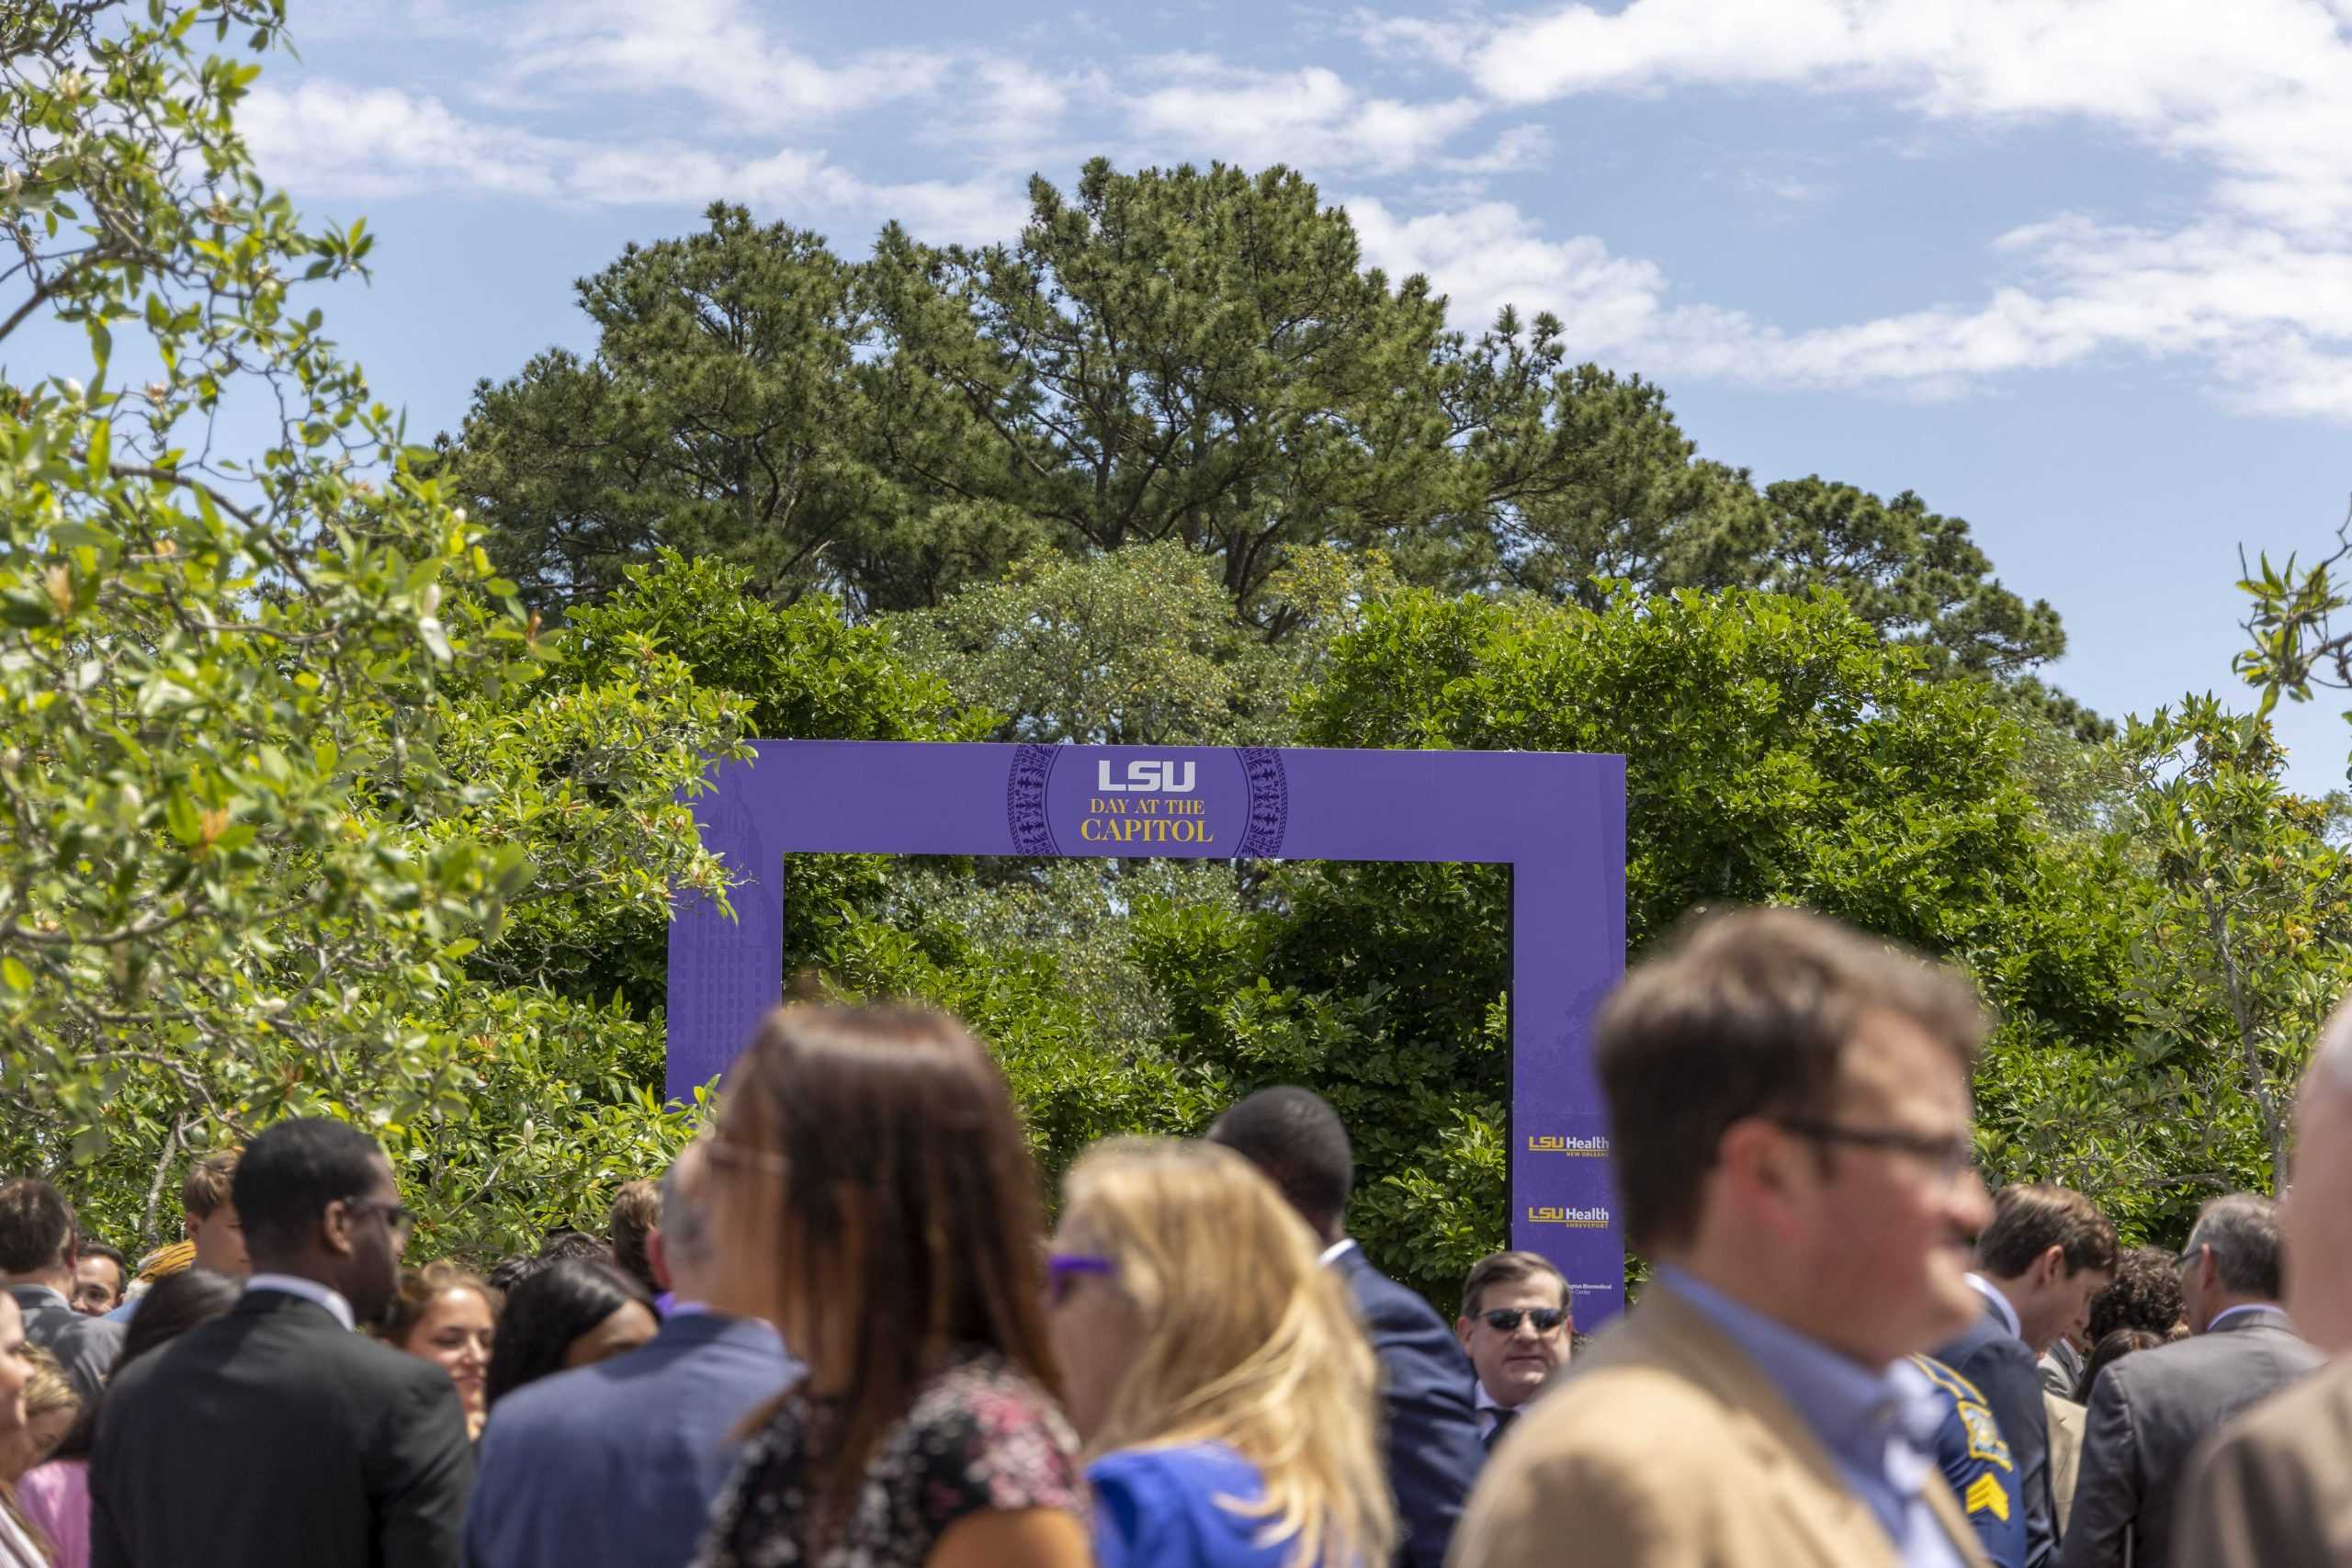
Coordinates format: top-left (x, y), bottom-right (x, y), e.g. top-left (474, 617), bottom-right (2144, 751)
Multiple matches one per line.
top-left (1774, 1119), bottom-right (1977, 1182)
top-left (1480, 1306), bottom-right (1567, 1334)
top-left (345, 1196), bottom-right (416, 1243)
top-left (1045, 1253), bottom-right (1115, 1307)
top-left (2175, 1244), bottom-right (2206, 1273)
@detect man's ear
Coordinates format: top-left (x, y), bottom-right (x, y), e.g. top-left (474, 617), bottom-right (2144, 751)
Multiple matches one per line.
top-left (321, 1197), bottom-right (357, 1259)
top-left (1454, 1315), bottom-right (1475, 1349)
top-left (1715, 1118), bottom-right (1805, 1240)
top-left (2036, 1244), bottom-right (2066, 1288)
top-left (648, 1226), bottom-right (675, 1294)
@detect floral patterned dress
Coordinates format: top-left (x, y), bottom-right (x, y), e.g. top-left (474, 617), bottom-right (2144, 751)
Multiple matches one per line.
top-left (696, 1348), bottom-right (1085, 1568)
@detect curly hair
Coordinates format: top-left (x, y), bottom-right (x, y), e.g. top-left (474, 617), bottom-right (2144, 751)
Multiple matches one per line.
top-left (2086, 1246), bottom-right (2185, 1342)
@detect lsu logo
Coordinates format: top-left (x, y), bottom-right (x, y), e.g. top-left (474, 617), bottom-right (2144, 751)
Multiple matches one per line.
top-left (1528, 1134), bottom-right (1611, 1157)
top-left (1527, 1206), bottom-right (1611, 1229)
top-left (1095, 760), bottom-right (1197, 795)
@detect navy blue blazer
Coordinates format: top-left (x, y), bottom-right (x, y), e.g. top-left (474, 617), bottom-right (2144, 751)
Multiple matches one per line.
top-left (1330, 1243), bottom-right (1485, 1568)
top-left (1935, 1292), bottom-right (2055, 1568)
top-left (463, 1311), bottom-right (798, 1568)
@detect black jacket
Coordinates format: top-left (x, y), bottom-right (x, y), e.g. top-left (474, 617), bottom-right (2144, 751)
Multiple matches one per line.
top-left (1329, 1242), bottom-right (1486, 1568)
top-left (90, 1288), bottom-right (472, 1568)
top-left (1935, 1290), bottom-right (2057, 1568)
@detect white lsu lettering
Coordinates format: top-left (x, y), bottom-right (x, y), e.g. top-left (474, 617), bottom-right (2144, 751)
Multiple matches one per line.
top-left (1095, 760), bottom-right (1197, 795)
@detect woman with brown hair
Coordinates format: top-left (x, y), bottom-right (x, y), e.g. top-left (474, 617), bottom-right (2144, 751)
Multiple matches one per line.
top-left (693, 1004), bottom-right (1088, 1568)
top-left (379, 1260), bottom-right (500, 1439)
top-left (1046, 1138), bottom-right (1393, 1568)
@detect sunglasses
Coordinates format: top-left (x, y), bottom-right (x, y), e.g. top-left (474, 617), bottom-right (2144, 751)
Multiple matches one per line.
top-left (1480, 1307), bottom-right (1567, 1334)
top-left (1045, 1253), bottom-right (1115, 1306)
top-left (344, 1196), bottom-right (416, 1243)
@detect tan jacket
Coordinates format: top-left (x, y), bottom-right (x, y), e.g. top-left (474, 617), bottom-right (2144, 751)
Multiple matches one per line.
top-left (1449, 1281), bottom-right (1989, 1568)
top-left (2045, 1393), bottom-right (2086, 1534)
top-left (2174, 1353), bottom-right (2352, 1566)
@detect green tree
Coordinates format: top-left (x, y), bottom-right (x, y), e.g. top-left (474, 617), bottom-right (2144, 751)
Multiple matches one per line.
top-left (0, 0), bottom-right (738, 1254)
top-left (449, 204), bottom-right (1046, 615)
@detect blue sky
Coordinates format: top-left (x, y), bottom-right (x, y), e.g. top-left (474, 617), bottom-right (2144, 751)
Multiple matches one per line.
top-left (229, 0), bottom-right (2352, 790)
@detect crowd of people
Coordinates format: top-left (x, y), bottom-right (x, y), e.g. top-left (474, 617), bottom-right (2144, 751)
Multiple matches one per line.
top-left (3, 905), bottom-right (2351, 1566)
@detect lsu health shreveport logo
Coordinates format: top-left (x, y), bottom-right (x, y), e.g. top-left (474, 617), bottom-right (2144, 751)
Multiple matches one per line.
top-left (1527, 1134), bottom-right (1611, 1157)
top-left (1526, 1205), bottom-right (1612, 1229)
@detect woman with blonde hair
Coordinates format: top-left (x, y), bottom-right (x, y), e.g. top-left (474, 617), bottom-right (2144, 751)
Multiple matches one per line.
top-left (1046, 1137), bottom-right (1394, 1568)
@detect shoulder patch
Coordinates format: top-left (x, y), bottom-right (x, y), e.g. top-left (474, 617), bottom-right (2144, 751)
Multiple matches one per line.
top-left (1958, 1399), bottom-right (2014, 1471)
top-left (1963, 1472), bottom-right (2012, 1520)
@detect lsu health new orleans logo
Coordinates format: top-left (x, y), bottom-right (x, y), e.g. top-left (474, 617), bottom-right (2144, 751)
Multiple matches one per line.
top-left (1527, 1134), bottom-right (1611, 1157)
top-left (1526, 1206), bottom-right (1612, 1229)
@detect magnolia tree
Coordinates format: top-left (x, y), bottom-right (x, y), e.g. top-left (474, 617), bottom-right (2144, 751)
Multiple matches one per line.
top-left (0, 0), bottom-right (746, 1254)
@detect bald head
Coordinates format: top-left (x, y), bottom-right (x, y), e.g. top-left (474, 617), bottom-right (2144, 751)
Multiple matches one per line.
top-left (2287, 994), bottom-right (2352, 1354)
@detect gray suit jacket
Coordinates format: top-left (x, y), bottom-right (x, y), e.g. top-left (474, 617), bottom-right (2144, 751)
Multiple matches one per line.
top-left (6, 1281), bottom-right (125, 1404)
top-left (2175, 1353), bottom-right (2352, 1566)
top-left (2054, 1307), bottom-right (2322, 1568)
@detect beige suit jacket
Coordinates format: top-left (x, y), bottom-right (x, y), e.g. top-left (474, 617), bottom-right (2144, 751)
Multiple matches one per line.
top-left (2045, 1393), bottom-right (2086, 1534)
top-left (2174, 1352), bottom-right (2352, 1566)
top-left (1449, 1281), bottom-right (1989, 1568)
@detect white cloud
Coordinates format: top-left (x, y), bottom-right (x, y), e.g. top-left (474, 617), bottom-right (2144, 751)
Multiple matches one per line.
top-left (243, 77), bottom-right (1027, 243)
top-left (498, 0), bottom-right (950, 130)
top-left (1126, 57), bottom-right (1486, 175)
top-left (1466, 0), bottom-right (2352, 230)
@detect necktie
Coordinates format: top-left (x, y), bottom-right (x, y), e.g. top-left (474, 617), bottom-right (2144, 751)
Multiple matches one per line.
top-left (1485, 1405), bottom-right (1518, 1450)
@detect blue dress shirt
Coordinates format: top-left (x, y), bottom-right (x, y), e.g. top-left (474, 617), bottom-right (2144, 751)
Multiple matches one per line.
top-left (1658, 1267), bottom-right (1967, 1568)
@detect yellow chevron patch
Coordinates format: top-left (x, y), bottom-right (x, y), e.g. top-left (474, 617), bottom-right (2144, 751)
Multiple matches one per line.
top-left (1964, 1473), bottom-right (2011, 1521)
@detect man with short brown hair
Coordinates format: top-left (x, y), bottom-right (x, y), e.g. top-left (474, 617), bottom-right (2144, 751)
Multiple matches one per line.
top-left (1453, 906), bottom-right (1994, 1567)
top-left (1934, 1182), bottom-right (2118, 1566)
top-left (1454, 1252), bottom-right (1572, 1448)
top-left (0, 1178), bottom-right (125, 1401)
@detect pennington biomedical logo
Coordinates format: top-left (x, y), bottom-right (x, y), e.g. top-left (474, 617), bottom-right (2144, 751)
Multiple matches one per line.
top-left (1527, 1205), bottom-right (1612, 1229)
top-left (1527, 1134), bottom-right (1611, 1157)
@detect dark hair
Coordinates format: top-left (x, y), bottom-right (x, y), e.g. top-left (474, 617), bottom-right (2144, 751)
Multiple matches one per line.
top-left (486, 1253), bottom-right (539, 1294)
top-left (0, 1179), bottom-right (76, 1275)
top-left (2077, 1326), bottom-right (2165, 1404)
top-left (718, 1003), bottom-right (1058, 1556)
top-left (1977, 1184), bottom-right (2118, 1280)
top-left (1459, 1250), bottom-right (1570, 1323)
top-left (80, 1241), bottom-right (129, 1286)
top-left (608, 1180), bottom-right (662, 1296)
top-left (2088, 1247), bottom-right (2186, 1342)
top-left (536, 1229), bottom-right (611, 1265)
top-left (381, 1259), bottom-right (499, 1349)
top-left (483, 1257), bottom-right (651, 1407)
top-left (232, 1118), bottom-right (386, 1258)
top-left (181, 1148), bottom-right (240, 1220)
top-left (1595, 907), bottom-right (1985, 1249)
top-left (2185, 1193), bottom-right (2285, 1301)
top-left (1204, 1087), bottom-right (1355, 1237)
top-left (51, 1267), bottom-right (242, 1462)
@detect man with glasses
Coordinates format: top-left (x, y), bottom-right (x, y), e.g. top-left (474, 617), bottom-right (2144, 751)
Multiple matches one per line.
top-left (92, 1116), bottom-right (472, 1568)
top-left (1455, 907), bottom-right (1996, 1567)
top-left (1454, 1252), bottom-right (1573, 1449)
top-left (1931, 1183), bottom-right (2119, 1567)
top-left (2054, 1193), bottom-right (2319, 1568)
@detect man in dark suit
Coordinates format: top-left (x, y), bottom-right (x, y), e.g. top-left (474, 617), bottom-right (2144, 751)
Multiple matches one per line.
top-left (2056, 1193), bottom-right (2321, 1568)
top-left (1933, 1182), bottom-right (2117, 1568)
top-left (464, 1143), bottom-right (797, 1567)
top-left (2176, 1012), bottom-right (2352, 1566)
top-left (1208, 1087), bottom-right (1484, 1568)
top-left (0, 1179), bottom-right (127, 1402)
top-left (91, 1117), bottom-right (472, 1568)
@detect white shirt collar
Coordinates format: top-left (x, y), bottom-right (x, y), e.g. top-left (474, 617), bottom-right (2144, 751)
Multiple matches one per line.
top-left (245, 1273), bottom-right (356, 1332)
top-left (1966, 1273), bottom-right (2023, 1341)
top-left (2207, 1303), bottom-right (2289, 1334)
top-left (1318, 1237), bottom-right (1359, 1268)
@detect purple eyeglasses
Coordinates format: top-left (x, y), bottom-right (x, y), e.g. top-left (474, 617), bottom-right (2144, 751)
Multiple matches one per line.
top-left (1046, 1252), bottom-right (1115, 1305)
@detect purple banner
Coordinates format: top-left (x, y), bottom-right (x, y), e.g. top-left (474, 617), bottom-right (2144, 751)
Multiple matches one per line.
top-left (668, 741), bottom-right (1629, 1320)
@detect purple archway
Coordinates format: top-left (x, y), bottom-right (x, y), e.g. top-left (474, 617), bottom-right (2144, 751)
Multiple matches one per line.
top-left (668, 741), bottom-right (1628, 1320)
